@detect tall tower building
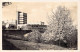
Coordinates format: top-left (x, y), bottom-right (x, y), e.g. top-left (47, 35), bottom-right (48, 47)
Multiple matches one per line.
top-left (18, 11), bottom-right (27, 24)
top-left (17, 11), bottom-right (27, 29)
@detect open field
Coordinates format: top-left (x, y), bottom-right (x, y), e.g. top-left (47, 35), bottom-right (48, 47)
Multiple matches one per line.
top-left (5, 39), bottom-right (69, 50)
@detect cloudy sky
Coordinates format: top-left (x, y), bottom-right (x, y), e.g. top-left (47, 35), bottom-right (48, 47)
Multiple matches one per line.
top-left (2, 2), bottom-right (77, 25)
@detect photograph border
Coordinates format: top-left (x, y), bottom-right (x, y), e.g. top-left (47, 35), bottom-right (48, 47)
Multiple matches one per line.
top-left (0, 0), bottom-right (80, 52)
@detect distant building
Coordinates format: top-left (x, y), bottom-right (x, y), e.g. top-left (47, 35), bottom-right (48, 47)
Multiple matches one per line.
top-left (18, 11), bottom-right (27, 24)
top-left (2, 20), bottom-right (17, 30)
top-left (17, 11), bottom-right (27, 29)
top-left (8, 24), bottom-right (17, 29)
top-left (41, 22), bottom-right (44, 25)
top-left (21, 23), bottom-right (47, 32)
top-left (27, 24), bottom-right (47, 31)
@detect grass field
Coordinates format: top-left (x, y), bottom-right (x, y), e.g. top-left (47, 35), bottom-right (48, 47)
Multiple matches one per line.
top-left (6, 39), bottom-right (70, 50)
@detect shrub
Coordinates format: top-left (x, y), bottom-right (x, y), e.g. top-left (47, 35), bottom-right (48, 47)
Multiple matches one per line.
top-left (24, 30), bottom-right (41, 43)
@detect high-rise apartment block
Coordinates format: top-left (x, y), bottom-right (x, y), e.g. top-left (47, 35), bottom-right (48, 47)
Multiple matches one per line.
top-left (18, 11), bottom-right (27, 24)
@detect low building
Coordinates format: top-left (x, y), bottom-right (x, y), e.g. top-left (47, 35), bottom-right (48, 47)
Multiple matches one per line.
top-left (8, 24), bottom-right (17, 29)
top-left (21, 24), bottom-right (47, 33)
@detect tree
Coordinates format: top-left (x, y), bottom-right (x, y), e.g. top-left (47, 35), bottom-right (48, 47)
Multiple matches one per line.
top-left (47, 6), bottom-right (77, 47)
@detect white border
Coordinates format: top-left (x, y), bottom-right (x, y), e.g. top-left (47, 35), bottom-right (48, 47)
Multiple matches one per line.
top-left (0, 0), bottom-right (80, 52)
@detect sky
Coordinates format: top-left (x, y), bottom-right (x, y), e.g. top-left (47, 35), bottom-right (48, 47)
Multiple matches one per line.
top-left (2, 2), bottom-right (77, 25)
